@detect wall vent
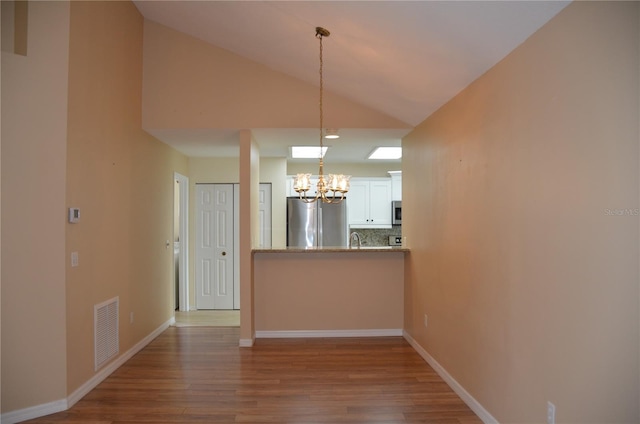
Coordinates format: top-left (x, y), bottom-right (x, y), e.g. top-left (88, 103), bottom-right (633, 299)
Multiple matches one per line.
top-left (94, 296), bottom-right (119, 371)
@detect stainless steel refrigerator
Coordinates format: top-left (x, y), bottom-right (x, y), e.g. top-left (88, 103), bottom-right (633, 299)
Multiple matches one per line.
top-left (287, 197), bottom-right (348, 248)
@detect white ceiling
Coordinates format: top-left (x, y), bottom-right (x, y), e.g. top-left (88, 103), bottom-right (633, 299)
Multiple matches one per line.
top-left (134, 0), bottom-right (570, 163)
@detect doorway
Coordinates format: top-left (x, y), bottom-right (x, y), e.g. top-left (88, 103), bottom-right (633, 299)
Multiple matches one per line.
top-left (174, 173), bottom-right (189, 312)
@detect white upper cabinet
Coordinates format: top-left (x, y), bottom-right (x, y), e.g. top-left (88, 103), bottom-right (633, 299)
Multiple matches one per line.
top-left (348, 178), bottom-right (392, 228)
top-left (389, 171), bottom-right (402, 201)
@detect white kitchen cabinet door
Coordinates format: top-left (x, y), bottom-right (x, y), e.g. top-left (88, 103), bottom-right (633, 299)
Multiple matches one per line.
top-left (368, 180), bottom-right (392, 226)
top-left (347, 180), bottom-right (369, 226)
top-left (348, 178), bottom-right (391, 229)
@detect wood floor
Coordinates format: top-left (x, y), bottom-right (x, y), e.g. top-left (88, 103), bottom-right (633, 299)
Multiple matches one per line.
top-left (24, 327), bottom-right (482, 424)
top-left (174, 310), bottom-right (240, 327)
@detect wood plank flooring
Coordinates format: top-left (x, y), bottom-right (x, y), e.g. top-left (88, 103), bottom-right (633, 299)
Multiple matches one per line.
top-left (24, 327), bottom-right (482, 424)
top-left (174, 310), bottom-right (240, 327)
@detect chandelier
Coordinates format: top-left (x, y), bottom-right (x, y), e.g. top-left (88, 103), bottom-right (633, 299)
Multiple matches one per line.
top-left (293, 27), bottom-right (350, 204)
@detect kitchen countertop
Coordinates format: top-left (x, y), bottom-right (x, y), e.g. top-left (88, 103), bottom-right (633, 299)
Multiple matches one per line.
top-left (252, 246), bottom-right (408, 253)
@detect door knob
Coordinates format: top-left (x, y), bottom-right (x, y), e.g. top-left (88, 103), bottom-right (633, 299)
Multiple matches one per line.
top-left (222, 251), bottom-right (226, 256)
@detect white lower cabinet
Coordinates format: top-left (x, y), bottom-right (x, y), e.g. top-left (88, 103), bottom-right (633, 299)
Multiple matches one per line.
top-left (348, 178), bottom-right (392, 228)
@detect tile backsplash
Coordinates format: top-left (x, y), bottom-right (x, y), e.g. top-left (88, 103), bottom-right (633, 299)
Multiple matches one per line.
top-left (349, 226), bottom-right (401, 247)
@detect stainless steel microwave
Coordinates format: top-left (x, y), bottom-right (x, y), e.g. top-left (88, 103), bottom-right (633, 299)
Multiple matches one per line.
top-left (392, 201), bottom-right (402, 225)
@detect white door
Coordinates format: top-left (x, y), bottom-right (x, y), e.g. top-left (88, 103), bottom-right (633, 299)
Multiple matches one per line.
top-left (195, 184), bottom-right (234, 310)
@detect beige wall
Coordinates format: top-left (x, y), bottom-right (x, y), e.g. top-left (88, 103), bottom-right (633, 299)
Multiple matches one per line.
top-left (403, 2), bottom-right (639, 423)
top-left (254, 252), bottom-right (404, 331)
top-left (141, 20), bottom-right (410, 132)
top-left (189, 157), bottom-right (240, 184)
top-left (65, 0), bottom-right (187, 394)
top-left (1, 1), bottom-right (70, 412)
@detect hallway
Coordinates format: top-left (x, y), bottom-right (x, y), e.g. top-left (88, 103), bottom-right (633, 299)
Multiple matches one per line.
top-left (174, 310), bottom-right (240, 327)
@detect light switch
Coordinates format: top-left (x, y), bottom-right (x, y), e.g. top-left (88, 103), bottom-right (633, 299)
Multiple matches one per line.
top-left (71, 252), bottom-right (79, 267)
top-left (68, 208), bottom-right (80, 223)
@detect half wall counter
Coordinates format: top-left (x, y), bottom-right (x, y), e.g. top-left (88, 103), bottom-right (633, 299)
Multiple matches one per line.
top-left (252, 247), bottom-right (407, 338)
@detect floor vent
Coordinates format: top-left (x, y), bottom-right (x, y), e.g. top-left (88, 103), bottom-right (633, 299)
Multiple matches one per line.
top-left (94, 296), bottom-right (119, 371)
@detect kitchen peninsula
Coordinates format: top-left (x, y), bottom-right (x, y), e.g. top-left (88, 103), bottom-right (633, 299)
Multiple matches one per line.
top-left (252, 247), bottom-right (408, 338)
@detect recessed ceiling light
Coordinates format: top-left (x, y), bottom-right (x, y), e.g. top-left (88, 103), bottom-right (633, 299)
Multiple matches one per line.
top-left (368, 147), bottom-right (402, 160)
top-left (324, 129), bottom-right (339, 139)
top-left (291, 146), bottom-right (328, 159)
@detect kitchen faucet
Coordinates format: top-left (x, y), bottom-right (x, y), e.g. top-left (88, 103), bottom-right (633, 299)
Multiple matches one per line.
top-left (349, 231), bottom-right (362, 248)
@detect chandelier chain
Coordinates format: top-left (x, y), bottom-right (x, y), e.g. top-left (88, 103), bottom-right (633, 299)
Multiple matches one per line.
top-left (292, 27), bottom-right (350, 204)
top-left (318, 30), bottom-right (324, 171)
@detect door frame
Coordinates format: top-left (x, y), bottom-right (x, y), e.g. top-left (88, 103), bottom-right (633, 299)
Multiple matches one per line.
top-left (175, 172), bottom-right (190, 312)
top-left (233, 184), bottom-right (240, 310)
top-left (195, 183), bottom-right (235, 310)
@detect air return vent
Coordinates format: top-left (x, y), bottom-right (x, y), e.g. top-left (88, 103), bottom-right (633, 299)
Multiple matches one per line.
top-left (94, 296), bottom-right (119, 370)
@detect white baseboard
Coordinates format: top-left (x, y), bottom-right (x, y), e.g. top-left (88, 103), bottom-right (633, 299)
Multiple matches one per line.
top-left (402, 330), bottom-right (498, 424)
top-left (255, 329), bottom-right (403, 338)
top-left (239, 338), bottom-right (254, 347)
top-left (0, 399), bottom-right (67, 424)
top-left (1, 318), bottom-right (173, 424)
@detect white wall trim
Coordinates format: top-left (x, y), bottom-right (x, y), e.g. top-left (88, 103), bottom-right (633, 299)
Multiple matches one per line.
top-left (0, 399), bottom-right (68, 424)
top-left (1, 318), bottom-right (173, 424)
top-left (403, 330), bottom-right (499, 424)
top-left (239, 338), bottom-right (255, 347)
top-left (256, 329), bottom-right (403, 338)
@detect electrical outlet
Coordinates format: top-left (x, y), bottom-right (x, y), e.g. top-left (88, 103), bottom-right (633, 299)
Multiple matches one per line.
top-left (547, 401), bottom-right (555, 424)
top-left (423, 314), bottom-right (428, 328)
top-left (71, 252), bottom-right (79, 267)
top-left (130, 312), bottom-right (134, 324)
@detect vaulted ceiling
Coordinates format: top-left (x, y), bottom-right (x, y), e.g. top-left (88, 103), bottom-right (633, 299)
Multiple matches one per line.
top-left (134, 1), bottom-right (570, 163)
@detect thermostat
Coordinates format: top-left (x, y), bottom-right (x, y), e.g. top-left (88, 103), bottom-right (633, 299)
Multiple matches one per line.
top-left (68, 207), bottom-right (80, 223)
